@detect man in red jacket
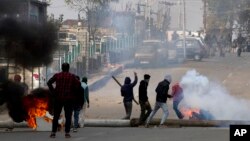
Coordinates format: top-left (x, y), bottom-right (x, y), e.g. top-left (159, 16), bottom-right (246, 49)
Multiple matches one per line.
top-left (47, 63), bottom-right (80, 138)
top-left (171, 83), bottom-right (184, 119)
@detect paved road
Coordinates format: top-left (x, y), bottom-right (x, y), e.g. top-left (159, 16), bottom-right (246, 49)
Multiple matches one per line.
top-left (0, 127), bottom-right (229, 141)
top-left (1, 52), bottom-right (249, 141)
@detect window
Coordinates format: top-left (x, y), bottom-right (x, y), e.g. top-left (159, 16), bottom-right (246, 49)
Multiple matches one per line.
top-left (58, 32), bottom-right (67, 40)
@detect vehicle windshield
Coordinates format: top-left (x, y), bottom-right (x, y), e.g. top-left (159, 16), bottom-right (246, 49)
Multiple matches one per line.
top-left (136, 45), bottom-right (156, 53)
top-left (176, 39), bottom-right (200, 48)
top-left (142, 42), bottom-right (162, 48)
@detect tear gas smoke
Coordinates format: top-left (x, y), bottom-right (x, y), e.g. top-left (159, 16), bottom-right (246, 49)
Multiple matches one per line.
top-left (0, 18), bottom-right (58, 67)
top-left (180, 69), bottom-right (250, 120)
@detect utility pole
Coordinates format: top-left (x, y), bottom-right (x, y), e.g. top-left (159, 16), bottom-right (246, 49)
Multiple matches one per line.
top-left (182, 0), bottom-right (186, 59)
top-left (146, 0), bottom-right (151, 39)
top-left (203, 0), bottom-right (207, 33)
top-left (178, 0), bottom-right (182, 29)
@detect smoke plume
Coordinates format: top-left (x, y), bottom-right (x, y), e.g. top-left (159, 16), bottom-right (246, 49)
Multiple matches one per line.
top-left (0, 18), bottom-right (58, 67)
top-left (180, 69), bottom-right (250, 121)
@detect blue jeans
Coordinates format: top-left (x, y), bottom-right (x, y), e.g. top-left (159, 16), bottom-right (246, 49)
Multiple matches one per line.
top-left (173, 101), bottom-right (184, 119)
top-left (146, 102), bottom-right (169, 125)
top-left (73, 106), bottom-right (81, 128)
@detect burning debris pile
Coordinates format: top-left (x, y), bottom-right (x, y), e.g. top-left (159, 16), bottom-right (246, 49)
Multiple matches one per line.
top-left (1, 81), bottom-right (53, 128)
top-left (22, 88), bottom-right (53, 128)
top-left (181, 107), bottom-right (214, 120)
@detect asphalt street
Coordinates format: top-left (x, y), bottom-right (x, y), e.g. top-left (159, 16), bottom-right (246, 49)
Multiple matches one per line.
top-left (0, 127), bottom-right (229, 141)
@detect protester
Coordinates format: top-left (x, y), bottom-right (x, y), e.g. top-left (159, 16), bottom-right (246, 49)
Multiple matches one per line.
top-left (138, 74), bottom-right (152, 125)
top-left (4, 74), bottom-right (28, 132)
top-left (145, 74), bottom-right (172, 128)
top-left (73, 76), bottom-right (84, 132)
top-left (171, 82), bottom-right (184, 119)
top-left (121, 72), bottom-right (138, 119)
top-left (14, 74), bottom-right (28, 96)
top-left (237, 33), bottom-right (245, 57)
top-left (172, 31), bottom-right (179, 41)
top-left (47, 63), bottom-right (80, 138)
top-left (80, 76), bottom-right (89, 128)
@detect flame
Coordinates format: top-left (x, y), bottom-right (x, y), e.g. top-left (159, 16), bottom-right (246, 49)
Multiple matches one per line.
top-left (181, 107), bottom-right (200, 118)
top-left (22, 96), bottom-right (49, 129)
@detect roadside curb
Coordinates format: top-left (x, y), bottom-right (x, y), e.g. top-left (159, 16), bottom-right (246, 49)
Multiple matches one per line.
top-left (88, 65), bottom-right (124, 92)
top-left (2, 118), bottom-right (246, 131)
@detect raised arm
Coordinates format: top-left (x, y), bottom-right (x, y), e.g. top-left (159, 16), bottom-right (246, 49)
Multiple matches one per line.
top-left (131, 72), bottom-right (138, 87)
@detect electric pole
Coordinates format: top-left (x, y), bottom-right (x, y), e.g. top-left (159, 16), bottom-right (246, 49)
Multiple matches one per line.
top-left (203, 0), bottom-right (207, 33)
top-left (146, 0), bottom-right (151, 39)
top-left (182, 0), bottom-right (186, 59)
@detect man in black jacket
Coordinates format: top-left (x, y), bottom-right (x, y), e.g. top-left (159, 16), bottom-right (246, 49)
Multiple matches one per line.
top-left (145, 74), bottom-right (172, 128)
top-left (121, 72), bottom-right (138, 119)
top-left (138, 74), bottom-right (152, 125)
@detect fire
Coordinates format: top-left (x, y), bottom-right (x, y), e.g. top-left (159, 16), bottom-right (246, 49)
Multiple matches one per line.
top-left (22, 96), bottom-right (49, 129)
top-left (181, 107), bottom-right (200, 118)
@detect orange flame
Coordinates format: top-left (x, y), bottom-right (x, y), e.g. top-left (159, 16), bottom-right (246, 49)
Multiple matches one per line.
top-left (22, 96), bottom-right (49, 129)
top-left (181, 107), bottom-right (200, 118)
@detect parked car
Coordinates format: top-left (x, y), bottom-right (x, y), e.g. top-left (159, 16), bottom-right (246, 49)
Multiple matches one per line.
top-left (134, 40), bottom-right (168, 66)
top-left (169, 37), bottom-right (207, 61)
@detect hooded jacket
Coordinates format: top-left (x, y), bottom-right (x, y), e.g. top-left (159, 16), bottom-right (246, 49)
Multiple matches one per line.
top-left (155, 79), bottom-right (172, 103)
top-left (121, 75), bottom-right (138, 102)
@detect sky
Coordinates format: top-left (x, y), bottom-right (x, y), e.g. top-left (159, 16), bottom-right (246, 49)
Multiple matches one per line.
top-left (47, 0), bottom-right (79, 20)
top-left (47, 0), bottom-right (203, 31)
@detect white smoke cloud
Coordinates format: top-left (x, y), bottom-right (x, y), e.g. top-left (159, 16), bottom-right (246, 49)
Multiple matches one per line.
top-left (179, 69), bottom-right (250, 120)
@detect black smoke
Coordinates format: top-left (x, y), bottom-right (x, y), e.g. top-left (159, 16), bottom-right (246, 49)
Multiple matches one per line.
top-left (1, 80), bottom-right (27, 122)
top-left (1, 81), bottom-right (53, 123)
top-left (0, 0), bottom-right (22, 15)
top-left (0, 18), bottom-right (58, 67)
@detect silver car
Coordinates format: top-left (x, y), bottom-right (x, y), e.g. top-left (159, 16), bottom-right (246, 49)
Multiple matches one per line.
top-left (170, 37), bottom-right (207, 61)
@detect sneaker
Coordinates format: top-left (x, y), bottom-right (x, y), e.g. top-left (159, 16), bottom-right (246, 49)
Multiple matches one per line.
top-left (50, 132), bottom-right (56, 138)
top-left (65, 133), bottom-right (71, 138)
top-left (73, 128), bottom-right (77, 132)
top-left (145, 123), bottom-right (149, 128)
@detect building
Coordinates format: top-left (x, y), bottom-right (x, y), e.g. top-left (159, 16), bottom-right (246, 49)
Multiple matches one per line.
top-left (0, 0), bottom-right (48, 24)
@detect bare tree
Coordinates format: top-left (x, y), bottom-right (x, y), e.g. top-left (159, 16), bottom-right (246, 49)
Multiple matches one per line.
top-left (64, 0), bottom-right (118, 40)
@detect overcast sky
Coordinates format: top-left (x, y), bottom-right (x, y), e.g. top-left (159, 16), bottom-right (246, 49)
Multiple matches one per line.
top-left (47, 0), bottom-right (79, 20)
top-left (47, 0), bottom-right (203, 31)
